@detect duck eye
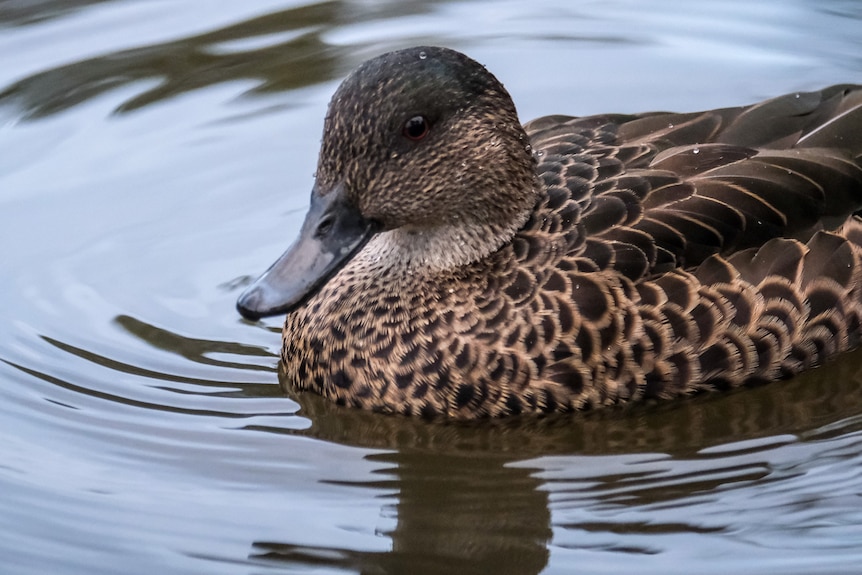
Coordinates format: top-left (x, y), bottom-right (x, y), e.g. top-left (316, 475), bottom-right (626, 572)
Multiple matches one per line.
top-left (402, 115), bottom-right (429, 141)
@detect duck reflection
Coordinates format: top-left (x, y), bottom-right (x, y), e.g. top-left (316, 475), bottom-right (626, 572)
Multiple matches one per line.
top-left (252, 449), bottom-right (550, 574)
top-left (250, 347), bottom-right (862, 573)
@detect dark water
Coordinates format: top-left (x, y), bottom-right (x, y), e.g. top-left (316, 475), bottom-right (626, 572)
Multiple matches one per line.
top-left (3, 1), bottom-right (862, 573)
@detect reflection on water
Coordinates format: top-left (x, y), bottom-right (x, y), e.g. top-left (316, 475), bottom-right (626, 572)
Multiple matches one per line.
top-left (1, 0), bottom-right (465, 120)
top-left (2, 2), bottom-right (340, 118)
top-left (3, 0), bottom-right (862, 573)
top-left (254, 451), bottom-right (551, 575)
top-left (0, 0), bottom-right (113, 27)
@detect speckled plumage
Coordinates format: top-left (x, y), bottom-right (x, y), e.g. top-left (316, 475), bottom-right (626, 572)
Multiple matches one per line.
top-left (241, 47), bottom-right (862, 418)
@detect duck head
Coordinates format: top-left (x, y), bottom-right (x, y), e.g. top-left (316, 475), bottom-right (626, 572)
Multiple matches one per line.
top-left (237, 46), bottom-right (538, 320)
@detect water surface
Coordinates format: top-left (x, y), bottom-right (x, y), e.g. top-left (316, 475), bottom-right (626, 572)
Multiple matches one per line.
top-left (2, 1), bottom-right (862, 573)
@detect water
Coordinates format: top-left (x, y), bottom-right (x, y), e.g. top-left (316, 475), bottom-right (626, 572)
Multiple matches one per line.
top-left (2, 1), bottom-right (862, 573)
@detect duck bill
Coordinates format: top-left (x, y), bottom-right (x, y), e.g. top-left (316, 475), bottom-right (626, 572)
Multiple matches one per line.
top-left (236, 184), bottom-right (377, 320)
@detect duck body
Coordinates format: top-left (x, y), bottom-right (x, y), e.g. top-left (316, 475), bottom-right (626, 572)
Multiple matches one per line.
top-left (238, 47), bottom-right (862, 418)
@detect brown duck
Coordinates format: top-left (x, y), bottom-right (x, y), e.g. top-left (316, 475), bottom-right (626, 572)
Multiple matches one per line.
top-left (237, 46), bottom-right (862, 418)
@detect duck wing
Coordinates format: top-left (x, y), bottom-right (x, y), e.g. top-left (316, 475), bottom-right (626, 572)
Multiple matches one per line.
top-left (526, 85), bottom-right (862, 280)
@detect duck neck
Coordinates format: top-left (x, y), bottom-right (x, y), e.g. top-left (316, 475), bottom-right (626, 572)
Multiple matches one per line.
top-left (363, 177), bottom-right (542, 274)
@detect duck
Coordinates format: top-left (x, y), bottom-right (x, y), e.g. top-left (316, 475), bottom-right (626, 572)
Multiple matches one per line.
top-left (237, 46), bottom-right (862, 418)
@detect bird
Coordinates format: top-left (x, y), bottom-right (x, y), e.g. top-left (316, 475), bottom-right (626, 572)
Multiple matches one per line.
top-left (237, 46), bottom-right (862, 419)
